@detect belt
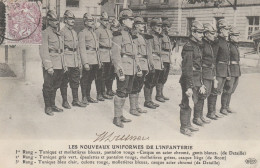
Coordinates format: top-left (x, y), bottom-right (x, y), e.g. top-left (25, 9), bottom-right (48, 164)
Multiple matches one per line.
top-left (86, 47), bottom-right (98, 51)
top-left (65, 46), bottom-right (77, 52)
top-left (162, 49), bottom-right (171, 52)
top-left (218, 61), bottom-right (229, 65)
top-left (122, 54), bottom-right (135, 59)
top-left (202, 63), bottom-right (214, 68)
top-left (100, 46), bottom-right (111, 50)
top-left (230, 61), bottom-right (239, 65)
top-left (152, 52), bottom-right (160, 56)
top-left (192, 67), bottom-right (201, 71)
top-left (49, 49), bottom-right (63, 53)
top-left (137, 55), bottom-right (148, 59)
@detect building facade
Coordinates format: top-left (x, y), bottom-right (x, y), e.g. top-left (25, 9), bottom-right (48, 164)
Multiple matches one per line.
top-left (130, 0), bottom-right (260, 42)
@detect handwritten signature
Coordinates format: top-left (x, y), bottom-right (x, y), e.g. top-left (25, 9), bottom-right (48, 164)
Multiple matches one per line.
top-left (93, 131), bottom-right (150, 142)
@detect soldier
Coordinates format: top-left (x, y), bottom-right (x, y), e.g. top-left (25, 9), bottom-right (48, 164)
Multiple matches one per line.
top-left (39, 10), bottom-right (66, 116)
top-left (179, 20), bottom-right (205, 136)
top-left (111, 9), bottom-right (142, 128)
top-left (208, 19), bottom-right (230, 117)
top-left (95, 12), bottom-right (113, 100)
top-left (156, 19), bottom-right (174, 102)
top-left (79, 13), bottom-right (102, 104)
top-left (60, 10), bottom-right (86, 109)
top-left (130, 16), bottom-right (153, 115)
top-left (222, 26), bottom-right (241, 113)
top-left (201, 23), bottom-right (218, 121)
top-left (143, 18), bottom-right (163, 109)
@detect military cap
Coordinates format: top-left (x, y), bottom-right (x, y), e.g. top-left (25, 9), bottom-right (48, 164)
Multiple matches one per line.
top-left (150, 18), bottom-right (162, 27)
top-left (191, 20), bottom-right (204, 32)
top-left (134, 16), bottom-right (146, 24)
top-left (119, 8), bottom-right (134, 20)
top-left (100, 11), bottom-right (109, 21)
top-left (83, 13), bottom-right (94, 21)
top-left (162, 20), bottom-right (171, 27)
top-left (47, 10), bottom-right (58, 21)
top-left (64, 10), bottom-right (75, 19)
top-left (229, 26), bottom-right (240, 36)
top-left (217, 19), bottom-right (230, 29)
top-left (110, 18), bottom-right (120, 28)
top-left (204, 23), bottom-right (216, 33)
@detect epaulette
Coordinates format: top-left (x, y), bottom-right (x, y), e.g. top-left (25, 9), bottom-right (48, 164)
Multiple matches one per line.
top-left (113, 31), bottom-right (122, 36)
top-left (182, 42), bottom-right (193, 51)
top-left (143, 34), bottom-right (153, 40)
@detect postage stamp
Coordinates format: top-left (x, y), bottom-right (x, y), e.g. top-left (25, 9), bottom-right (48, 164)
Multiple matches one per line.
top-left (5, 0), bottom-right (42, 45)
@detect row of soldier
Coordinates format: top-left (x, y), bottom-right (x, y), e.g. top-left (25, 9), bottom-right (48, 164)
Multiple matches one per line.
top-left (39, 9), bottom-right (173, 128)
top-left (39, 8), bottom-right (241, 136)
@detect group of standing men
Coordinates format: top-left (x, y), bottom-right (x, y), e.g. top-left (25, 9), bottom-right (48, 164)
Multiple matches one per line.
top-left (39, 8), bottom-right (174, 128)
top-left (179, 19), bottom-right (241, 136)
top-left (39, 8), bottom-right (241, 136)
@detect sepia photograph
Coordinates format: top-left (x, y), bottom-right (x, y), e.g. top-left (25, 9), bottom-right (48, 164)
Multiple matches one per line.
top-left (0, 0), bottom-right (260, 167)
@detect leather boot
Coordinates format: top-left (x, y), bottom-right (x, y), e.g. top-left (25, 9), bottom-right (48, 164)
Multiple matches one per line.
top-left (180, 107), bottom-right (194, 136)
top-left (62, 101), bottom-right (71, 109)
top-left (199, 99), bottom-right (211, 124)
top-left (121, 116), bottom-right (132, 123)
top-left (193, 99), bottom-right (204, 126)
top-left (50, 90), bottom-right (63, 112)
top-left (113, 95), bottom-right (125, 128)
top-left (136, 93), bottom-right (147, 113)
top-left (151, 88), bottom-right (160, 107)
top-left (226, 94), bottom-right (234, 113)
top-left (82, 97), bottom-right (89, 105)
top-left (88, 96), bottom-right (98, 103)
top-left (71, 88), bottom-right (86, 107)
top-left (155, 84), bottom-right (165, 102)
top-left (106, 79), bottom-right (115, 96)
top-left (144, 86), bottom-right (156, 109)
top-left (129, 94), bottom-right (141, 116)
top-left (45, 107), bottom-right (54, 116)
top-left (220, 93), bottom-right (229, 115)
top-left (97, 94), bottom-right (105, 101)
top-left (61, 87), bottom-right (71, 109)
top-left (207, 95), bottom-right (218, 120)
top-left (161, 84), bottom-right (169, 100)
top-left (102, 92), bottom-right (113, 99)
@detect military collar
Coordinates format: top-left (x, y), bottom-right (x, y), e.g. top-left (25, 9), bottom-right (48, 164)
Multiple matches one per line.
top-left (229, 41), bottom-right (238, 46)
top-left (85, 26), bottom-right (94, 32)
top-left (122, 26), bottom-right (131, 32)
top-left (203, 38), bottom-right (213, 44)
top-left (65, 24), bottom-right (73, 30)
top-left (190, 36), bottom-right (203, 46)
top-left (218, 35), bottom-right (228, 41)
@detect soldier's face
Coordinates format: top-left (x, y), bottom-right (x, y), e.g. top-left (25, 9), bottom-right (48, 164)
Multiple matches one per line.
top-left (102, 20), bottom-right (109, 27)
top-left (123, 18), bottom-right (134, 28)
top-left (220, 28), bottom-right (229, 37)
top-left (153, 25), bottom-right (162, 34)
top-left (205, 31), bottom-right (216, 42)
top-left (163, 26), bottom-right (171, 33)
top-left (86, 20), bottom-right (94, 28)
top-left (135, 23), bottom-right (145, 32)
top-left (49, 19), bottom-right (59, 28)
top-left (66, 17), bottom-right (75, 26)
top-left (193, 31), bottom-right (204, 42)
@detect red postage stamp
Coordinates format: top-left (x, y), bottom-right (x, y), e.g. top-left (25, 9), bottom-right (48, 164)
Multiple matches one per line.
top-left (6, 0), bottom-right (42, 45)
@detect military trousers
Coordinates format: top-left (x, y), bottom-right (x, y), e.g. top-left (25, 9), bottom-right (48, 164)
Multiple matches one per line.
top-left (42, 68), bottom-right (64, 107)
top-left (80, 64), bottom-right (102, 98)
top-left (116, 75), bottom-right (135, 98)
top-left (131, 70), bottom-right (148, 94)
top-left (158, 62), bottom-right (170, 85)
top-left (144, 70), bottom-right (161, 89)
top-left (101, 62), bottom-right (115, 93)
top-left (222, 77), bottom-right (239, 109)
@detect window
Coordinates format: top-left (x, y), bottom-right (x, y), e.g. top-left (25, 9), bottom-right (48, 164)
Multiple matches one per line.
top-left (66, 0), bottom-right (79, 7)
top-left (247, 16), bottom-right (260, 40)
top-left (187, 17), bottom-right (195, 36)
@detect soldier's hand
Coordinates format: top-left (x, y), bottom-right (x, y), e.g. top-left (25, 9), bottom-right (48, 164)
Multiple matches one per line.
top-left (185, 88), bottom-right (193, 97)
top-left (150, 64), bottom-right (155, 73)
top-left (47, 68), bottom-right (54, 75)
top-left (214, 79), bottom-right (218, 89)
top-left (79, 64), bottom-right (83, 70)
top-left (99, 62), bottom-right (103, 69)
top-left (119, 75), bottom-right (125, 81)
top-left (199, 85), bottom-right (206, 94)
top-left (226, 76), bottom-right (231, 81)
top-left (84, 64), bottom-right (90, 71)
top-left (64, 66), bottom-right (68, 73)
top-left (137, 71), bottom-right (142, 77)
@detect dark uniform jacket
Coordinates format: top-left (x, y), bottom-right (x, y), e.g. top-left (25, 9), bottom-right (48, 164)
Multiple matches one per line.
top-left (133, 33), bottom-right (153, 71)
top-left (180, 37), bottom-right (203, 89)
top-left (161, 32), bottom-right (172, 63)
top-left (111, 26), bottom-right (141, 76)
top-left (39, 26), bottom-right (65, 70)
top-left (149, 31), bottom-right (163, 70)
top-left (95, 25), bottom-right (113, 63)
top-left (60, 26), bottom-right (81, 68)
top-left (78, 27), bottom-right (99, 65)
top-left (202, 38), bottom-right (216, 80)
top-left (213, 36), bottom-right (230, 77)
top-left (229, 41), bottom-right (241, 77)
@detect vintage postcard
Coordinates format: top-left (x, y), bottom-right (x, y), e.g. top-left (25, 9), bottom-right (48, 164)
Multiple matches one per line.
top-left (0, 0), bottom-right (259, 168)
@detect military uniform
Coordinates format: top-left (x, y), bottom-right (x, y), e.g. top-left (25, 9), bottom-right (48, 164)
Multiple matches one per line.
top-left (111, 8), bottom-right (141, 128)
top-left (156, 21), bottom-right (173, 102)
top-left (60, 23), bottom-right (85, 108)
top-left (39, 11), bottom-right (65, 116)
top-left (95, 18), bottom-right (114, 99)
top-left (79, 14), bottom-right (101, 103)
top-left (222, 26), bottom-right (241, 113)
top-left (143, 18), bottom-right (163, 109)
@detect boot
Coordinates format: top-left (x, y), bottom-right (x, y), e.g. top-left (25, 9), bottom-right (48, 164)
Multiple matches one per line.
top-left (207, 95), bottom-right (218, 120)
top-left (87, 96), bottom-right (98, 103)
top-left (45, 107), bottom-right (54, 116)
top-left (82, 97), bottom-right (89, 105)
top-left (102, 92), bottom-right (113, 99)
top-left (180, 107), bottom-right (194, 136)
top-left (97, 94), bottom-right (105, 101)
top-left (144, 87), bottom-right (156, 109)
top-left (199, 99), bottom-right (210, 124)
top-left (81, 85), bottom-right (89, 105)
top-left (61, 87), bottom-right (71, 109)
top-left (71, 88), bottom-right (86, 107)
top-left (226, 94), bottom-right (234, 113)
top-left (151, 88), bottom-right (160, 107)
top-left (113, 95), bottom-right (125, 128)
top-left (193, 99), bottom-right (204, 126)
top-left (161, 84), bottom-right (169, 100)
top-left (220, 93), bottom-right (229, 115)
top-left (106, 79), bottom-right (115, 96)
top-left (136, 93), bottom-right (147, 113)
top-left (155, 84), bottom-right (165, 102)
top-left (129, 94), bottom-right (141, 116)
top-left (50, 90), bottom-right (63, 112)
top-left (187, 107), bottom-right (199, 131)
top-left (121, 116), bottom-right (132, 123)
